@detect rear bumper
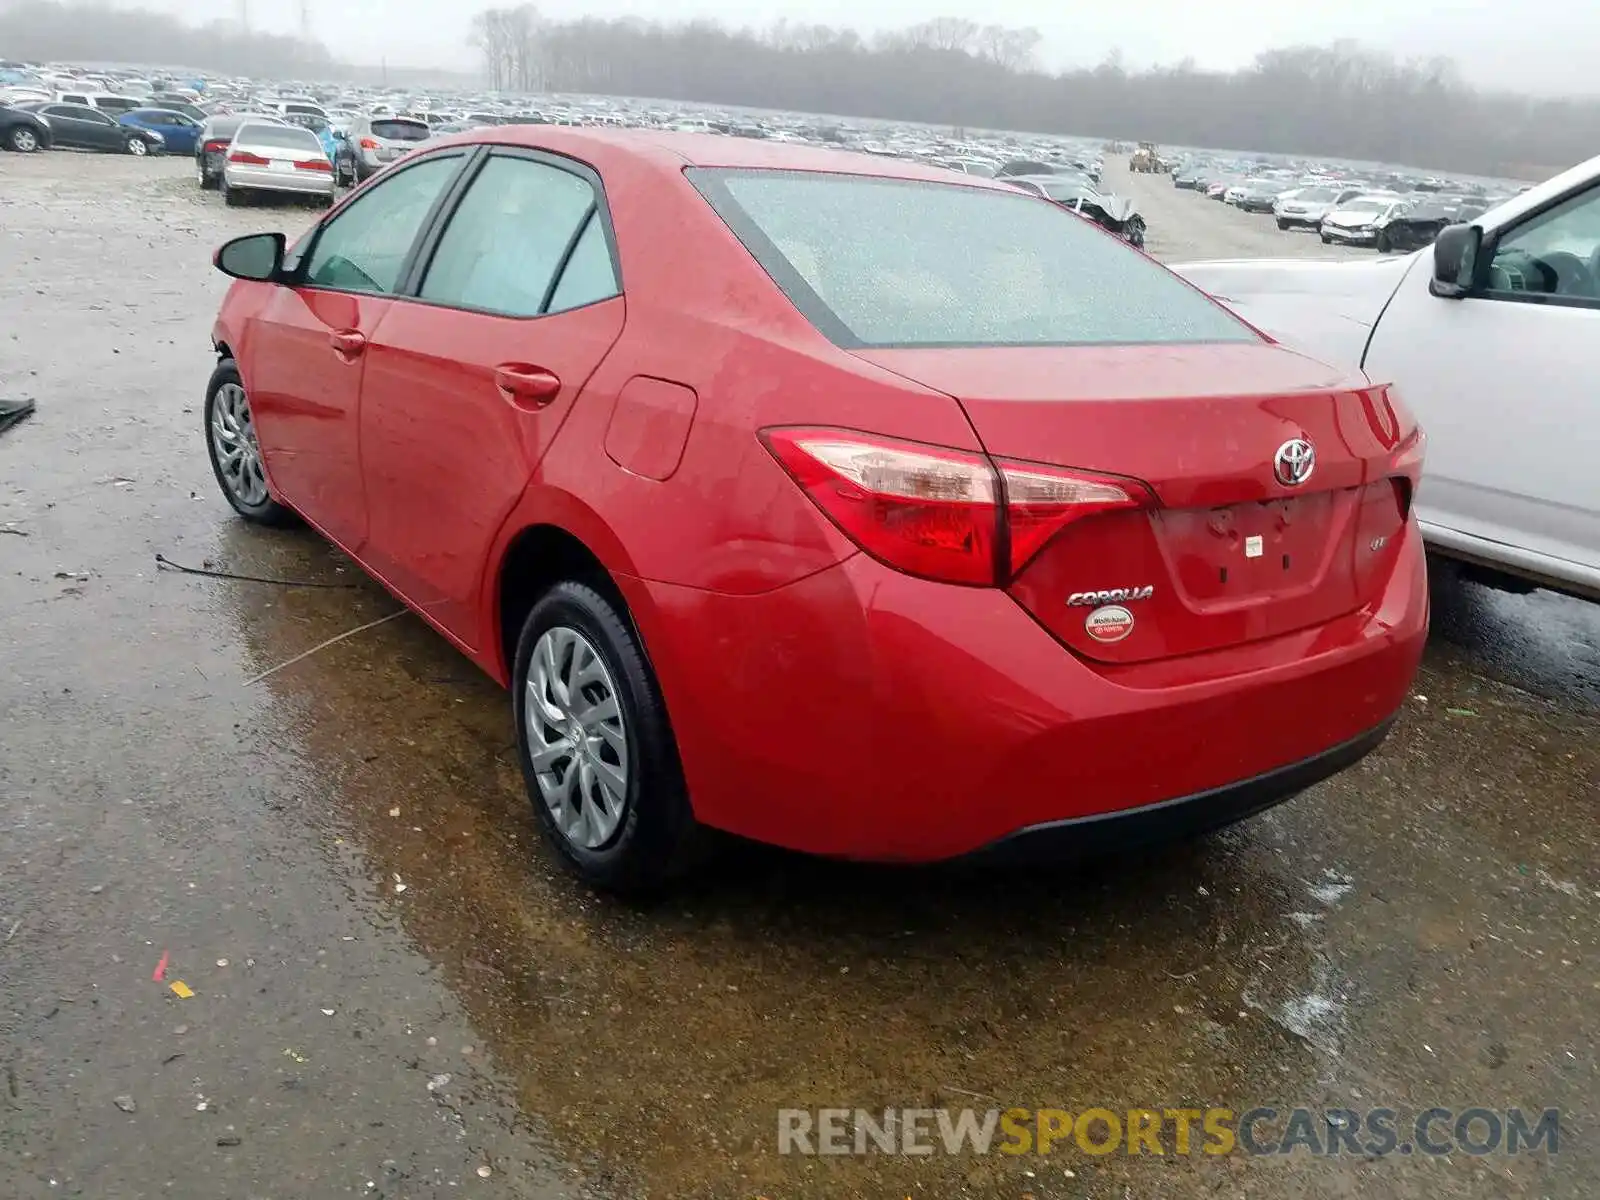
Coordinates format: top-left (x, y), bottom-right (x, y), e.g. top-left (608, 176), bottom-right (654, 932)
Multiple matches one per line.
top-left (965, 719), bottom-right (1392, 863)
top-left (222, 164), bottom-right (335, 196)
top-left (619, 528), bottom-right (1428, 862)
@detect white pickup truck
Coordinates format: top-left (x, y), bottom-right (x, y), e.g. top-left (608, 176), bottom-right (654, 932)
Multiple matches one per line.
top-left (1176, 154), bottom-right (1600, 602)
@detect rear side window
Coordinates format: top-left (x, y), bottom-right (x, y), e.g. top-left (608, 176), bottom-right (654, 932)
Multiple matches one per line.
top-left (420, 156), bottom-right (604, 317)
top-left (691, 169), bottom-right (1256, 348)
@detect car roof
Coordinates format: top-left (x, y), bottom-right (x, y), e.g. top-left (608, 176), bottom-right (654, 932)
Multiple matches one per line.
top-left (416, 126), bottom-right (998, 187)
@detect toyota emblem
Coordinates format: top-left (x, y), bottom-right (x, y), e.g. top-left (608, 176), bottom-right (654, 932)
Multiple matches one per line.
top-left (1274, 438), bottom-right (1316, 487)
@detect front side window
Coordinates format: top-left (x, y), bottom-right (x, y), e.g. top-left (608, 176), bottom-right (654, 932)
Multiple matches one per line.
top-left (419, 156), bottom-right (599, 317)
top-left (303, 155), bottom-right (461, 295)
top-left (692, 169), bottom-right (1255, 348)
top-left (1487, 184), bottom-right (1600, 302)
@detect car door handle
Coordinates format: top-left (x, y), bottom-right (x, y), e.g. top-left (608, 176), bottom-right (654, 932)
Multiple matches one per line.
top-left (494, 364), bottom-right (562, 407)
top-left (328, 329), bottom-right (366, 359)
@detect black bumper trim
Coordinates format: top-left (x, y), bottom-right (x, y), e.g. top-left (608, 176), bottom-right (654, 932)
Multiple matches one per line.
top-left (966, 719), bottom-right (1395, 864)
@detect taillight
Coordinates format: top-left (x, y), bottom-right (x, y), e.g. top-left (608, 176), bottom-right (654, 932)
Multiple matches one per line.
top-left (296, 159), bottom-right (332, 171)
top-left (762, 428), bottom-right (999, 585)
top-left (995, 459), bottom-right (1144, 574)
top-left (203, 139), bottom-right (227, 154)
top-left (359, 137), bottom-right (380, 150)
top-left (228, 150), bottom-right (269, 165)
top-left (762, 427), bottom-right (1152, 586)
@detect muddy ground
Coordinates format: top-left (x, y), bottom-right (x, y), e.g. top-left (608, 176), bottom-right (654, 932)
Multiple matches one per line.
top-left (1, 149), bottom-right (1596, 1200)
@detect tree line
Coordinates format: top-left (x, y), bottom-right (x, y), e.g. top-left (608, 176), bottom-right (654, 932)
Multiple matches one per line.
top-left (472, 8), bottom-right (1599, 178)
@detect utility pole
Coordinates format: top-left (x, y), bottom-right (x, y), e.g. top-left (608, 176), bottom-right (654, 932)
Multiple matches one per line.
top-left (299, 0), bottom-right (312, 41)
top-left (236, 0), bottom-right (249, 33)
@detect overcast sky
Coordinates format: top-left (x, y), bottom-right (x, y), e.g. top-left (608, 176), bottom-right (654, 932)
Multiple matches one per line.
top-left (144, 0), bottom-right (1600, 96)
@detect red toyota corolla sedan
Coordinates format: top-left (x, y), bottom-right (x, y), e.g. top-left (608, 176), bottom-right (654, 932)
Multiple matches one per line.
top-left (206, 128), bottom-right (1428, 892)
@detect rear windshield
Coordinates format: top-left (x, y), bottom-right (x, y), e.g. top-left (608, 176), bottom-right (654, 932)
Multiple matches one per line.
top-left (235, 124), bottom-right (322, 150)
top-left (690, 169), bottom-right (1254, 349)
top-left (370, 119), bottom-right (430, 142)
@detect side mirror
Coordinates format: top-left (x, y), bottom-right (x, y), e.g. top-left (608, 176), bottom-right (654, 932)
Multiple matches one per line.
top-left (1429, 223), bottom-right (1481, 298)
top-left (214, 232), bottom-right (286, 282)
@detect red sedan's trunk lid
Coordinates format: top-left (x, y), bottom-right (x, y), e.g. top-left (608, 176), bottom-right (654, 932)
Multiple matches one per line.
top-left (855, 343), bottom-right (1412, 664)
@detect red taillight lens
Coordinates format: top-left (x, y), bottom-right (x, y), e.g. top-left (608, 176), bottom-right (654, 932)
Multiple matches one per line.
top-left (203, 139), bottom-right (228, 154)
top-left (228, 150), bottom-right (269, 165)
top-left (762, 428), bottom-right (1154, 586)
top-left (996, 459), bottom-right (1145, 573)
top-left (762, 428), bottom-right (1000, 585)
top-left (359, 136), bottom-right (380, 150)
top-left (296, 158), bottom-right (332, 171)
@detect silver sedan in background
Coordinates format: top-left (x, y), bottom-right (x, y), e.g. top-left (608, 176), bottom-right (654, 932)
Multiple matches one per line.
top-left (221, 122), bottom-right (336, 208)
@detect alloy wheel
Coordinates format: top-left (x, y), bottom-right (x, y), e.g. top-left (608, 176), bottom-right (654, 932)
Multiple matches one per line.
top-left (128, 138), bottom-right (148, 156)
top-left (209, 382), bottom-right (268, 507)
top-left (525, 626), bottom-right (630, 850)
top-left (13, 129), bottom-right (38, 153)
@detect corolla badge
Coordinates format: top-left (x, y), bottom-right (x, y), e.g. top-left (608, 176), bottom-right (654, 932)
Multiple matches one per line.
top-left (1274, 438), bottom-right (1316, 487)
top-left (1068, 586), bottom-right (1154, 607)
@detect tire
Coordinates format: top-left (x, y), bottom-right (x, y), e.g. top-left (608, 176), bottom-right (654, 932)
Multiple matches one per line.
top-left (198, 163), bottom-right (217, 190)
top-left (203, 359), bottom-right (296, 526)
top-left (1375, 230), bottom-right (1392, 253)
top-left (126, 136), bottom-right (148, 157)
top-left (1276, 219), bottom-right (1290, 231)
top-left (222, 178), bottom-right (244, 207)
top-left (7, 125), bottom-right (40, 153)
top-left (512, 581), bottom-right (704, 895)
top-left (1320, 232), bottom-right (1332, 244)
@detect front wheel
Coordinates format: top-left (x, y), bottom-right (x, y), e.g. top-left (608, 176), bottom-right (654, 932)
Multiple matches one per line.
top-left (1320, 232), bottom-right (1332, 244)
top-left (1375, 230), bottom-right (1392, 253)
top-left (203, 360), bottom-right (296, 526)
top-left (513, 582), bottom-right (704, 895)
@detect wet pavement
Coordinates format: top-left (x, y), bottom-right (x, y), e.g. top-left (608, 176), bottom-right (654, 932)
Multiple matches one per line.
top-left (2, 151), bottom-right (1597, 1200)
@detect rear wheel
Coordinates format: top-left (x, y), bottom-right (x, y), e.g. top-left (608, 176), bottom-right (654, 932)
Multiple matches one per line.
top-left (204, 360), bottom-right (296, 526)
top-left (1276, 219), bottom-right (1290, 231)
top-left (126, 136), bottom-right (148, 157)
top-left (1375, 230), bottom-right (1392, 253)
top-left (221, 178), bottom-right (245, 207)
top-left (7, 126), bottom-right (40, 153)
top-left (512, 582), bottom-right (704, 895)
top-left (1320, 231), bottom-right (1332, 244)
top-left (197, 162), bottom-right (217, 190)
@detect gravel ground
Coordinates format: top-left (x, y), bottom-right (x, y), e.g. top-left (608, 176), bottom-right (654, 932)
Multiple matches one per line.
top-left (1, 148), bottom-right (1596, 1200)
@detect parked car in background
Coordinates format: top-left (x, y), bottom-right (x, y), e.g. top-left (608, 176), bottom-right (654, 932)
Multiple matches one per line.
top-left (1275, 185), bottom-right (1364, 231)
top-left (53, 91), bottom-right (139, 115)
top-left (0, 102), bottom-right (51, 152)
top-left (220, 121), bottom-right (336, 207)
top-left (344, 114), bottom-right (431, 181)
top-left (1176, 152), bottom-right (1600, 600)
top-left (120, 108), bottom-right (201, 155)
top-left (196, 112), bottom-right (287, 189)
top-left (1001, 174), bottom-right (1147, 247)
top-left (1233, 179), bottom-right (1287, 213)
top-left (24, 102), bottom-right (163, 154)
top-left (1319, 193), bottom-right (1404, 245)
top-left (202, 129), bottom-right (1427, 892)
top-left (1372, 196), bottom-right (1493, 253)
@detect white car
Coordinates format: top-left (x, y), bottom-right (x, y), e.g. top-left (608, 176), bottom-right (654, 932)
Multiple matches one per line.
top-left (1318, 193), bottom-right (1404, 245)
top-left (1275, 185), bottom-right (1364, 231)
top-left (221, 122), bottom-right (336, 208)
top-left (1173, 154), bottom-right (1600, 601)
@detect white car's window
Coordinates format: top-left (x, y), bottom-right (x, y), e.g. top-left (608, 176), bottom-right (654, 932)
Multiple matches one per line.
top-left (419, 156), bottom-right (598, 317)
top-left (303, 155), bottom-right (461, 295)
top-left (693, 169), bottom-right (1254, 348)
top-left (1487, 184), bottom-right (1600, 301)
